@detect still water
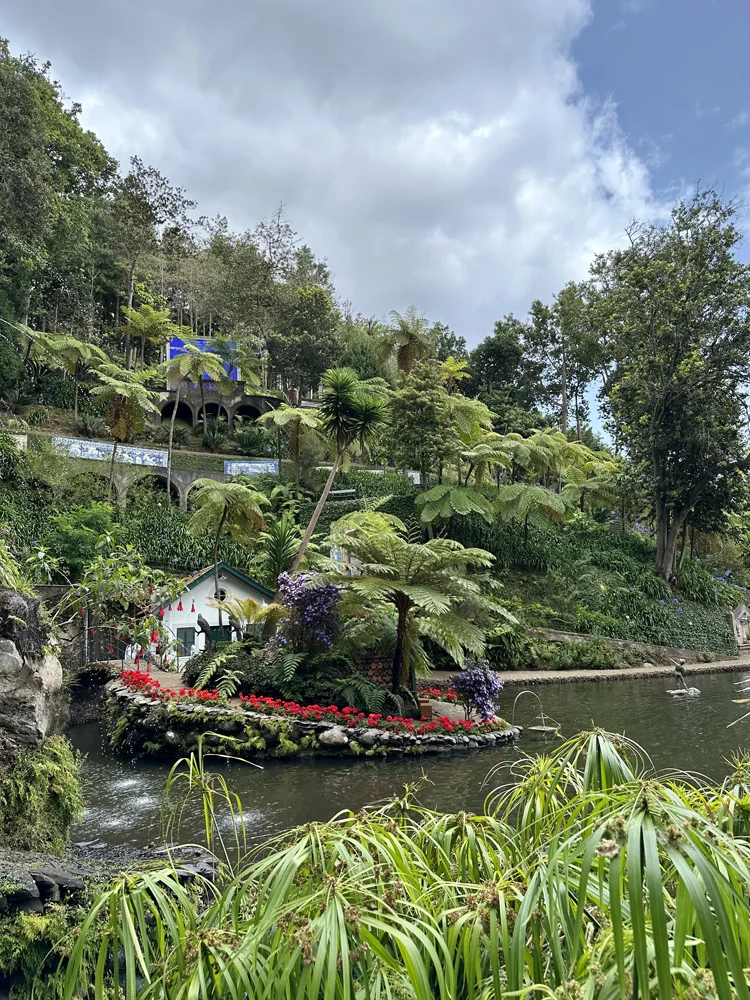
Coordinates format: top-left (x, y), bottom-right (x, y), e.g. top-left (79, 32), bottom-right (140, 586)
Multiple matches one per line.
top-left (70, 671), bottom-right (750, 848)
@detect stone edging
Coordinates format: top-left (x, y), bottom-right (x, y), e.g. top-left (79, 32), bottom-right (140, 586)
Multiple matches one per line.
top-left (491, 658), bottom-right (750, 688)
top-left (106, 681), bottom-right (521, 759)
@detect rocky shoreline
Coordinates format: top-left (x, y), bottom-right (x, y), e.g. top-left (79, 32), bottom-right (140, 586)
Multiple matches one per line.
top-left (106, 679), bottom-right (521, 759)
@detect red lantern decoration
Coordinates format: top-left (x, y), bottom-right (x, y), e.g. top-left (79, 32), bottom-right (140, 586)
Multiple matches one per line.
top-left (89, 628), bottom-right (95, 636)
top-left (78, 607), bottom-right (85, 616)
top-left (177, 599), bottom-right (183, 612)
top-left (148, 585), bottom-right (154, 596)
top-left (150, 630), bottom-right (159, 643)
top-left (168, 604), bottom-right (173, 612)
top-left (119, 592), bottom-right (124, 601)
top-left (158, 607), bottom-right (165, 618)
top-left (108, 646), bottom-right (114, 654)
top-left (190, 600), bottom-right (195, 613)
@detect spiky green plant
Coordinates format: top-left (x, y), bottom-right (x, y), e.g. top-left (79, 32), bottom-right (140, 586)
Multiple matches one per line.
top-left (62, 729), bottom-right (750, 1000)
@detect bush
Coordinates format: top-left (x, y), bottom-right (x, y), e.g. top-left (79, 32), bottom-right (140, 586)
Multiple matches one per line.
top-left (546, 638), bottom-right (626, 671)
top-left (153, 421), bottom-right (189, 448)
top-left (77, 412), bottom-right (108, 439)
top-left (201, 417), bottom-right (229, 452)
top-left (453, 659), bottom-right (504, 718)
top-left (676, 558), bottom-right (743, 609)
top-left (23, 405), bottom-right (50, 426)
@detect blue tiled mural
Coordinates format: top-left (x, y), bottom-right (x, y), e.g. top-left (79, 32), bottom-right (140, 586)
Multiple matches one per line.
top-left (52, 437), bottom-right (168, 468)
top-left (224, 460), bottom-right (279, 476)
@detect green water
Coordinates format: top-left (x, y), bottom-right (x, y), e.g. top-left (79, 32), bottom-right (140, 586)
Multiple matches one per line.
top-left (70, 670), bottom-right (750, 847)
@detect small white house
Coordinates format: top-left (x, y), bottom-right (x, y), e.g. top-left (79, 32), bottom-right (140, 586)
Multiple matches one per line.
top-left (158, 562), bottom-right (274, 668)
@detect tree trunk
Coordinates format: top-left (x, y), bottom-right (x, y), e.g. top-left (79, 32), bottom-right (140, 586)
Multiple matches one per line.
top-left (125, 262), bottom-right (136, 369)
top-left (678, 522), bottom-right (689, 571)
top-left (74, 380), bottom-right (79, 426)
top-left (166, 382), bottom-right (181, 501)
top-left (108, 440), bottom-right (119, 498)
top-left (292, 418), bottom-right (300, 483)
top-left (560, 346), bottom-right (568, 434)
top-left (213, 507), bottom-right (228, 641)
top-left (199, 380), bottom-right (206, 427)
top-left (284, 449), bottom-right (343, 585)
top-left (391, 602), bottom-right (410, 693)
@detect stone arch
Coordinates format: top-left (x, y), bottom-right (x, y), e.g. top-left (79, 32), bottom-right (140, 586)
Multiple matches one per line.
top-left (161, 399), bottom-right (194, 426)
top-left (128, 472), bottom-right (181, 506)
top-left (233, 402), bottom-right (263, 422)
top-left (200, 401), bottom-right (231, 424)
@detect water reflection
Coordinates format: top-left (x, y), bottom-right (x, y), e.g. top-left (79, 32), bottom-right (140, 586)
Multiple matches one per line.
top-left (70, 671), bottom-right (750, 847)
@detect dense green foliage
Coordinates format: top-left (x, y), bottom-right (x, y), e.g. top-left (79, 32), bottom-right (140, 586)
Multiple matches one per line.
top-left (57, 731), bottom-right (750, 1000)
top-left (0, 736), bottom-right (82, 852)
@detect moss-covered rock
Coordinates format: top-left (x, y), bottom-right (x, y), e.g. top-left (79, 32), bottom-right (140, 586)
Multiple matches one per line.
top-left (0, 736), bottom-right (83, 854)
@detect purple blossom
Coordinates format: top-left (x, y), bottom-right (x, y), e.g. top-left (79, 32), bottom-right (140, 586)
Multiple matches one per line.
top-left (453, 659), bottom-right (503, 720)
top-left (278, 572), bottom-right (340, 651)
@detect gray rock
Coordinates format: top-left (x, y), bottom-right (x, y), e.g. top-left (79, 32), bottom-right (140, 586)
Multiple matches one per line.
top-left (318, 726), bottom-right (349, 747)
top-left (0, 639), bottom-right (67, 745)
top-left (356, 729), bottom-right (382, 747)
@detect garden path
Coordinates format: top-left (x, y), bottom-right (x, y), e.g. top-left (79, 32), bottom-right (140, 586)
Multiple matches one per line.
top-left (432, 653), bottom-right (750, 688)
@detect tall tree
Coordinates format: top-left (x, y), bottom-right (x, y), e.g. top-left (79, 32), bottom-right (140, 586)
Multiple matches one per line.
top-left (120, 303), bottom-right (176, 370)
top-left (594, 190), bottom-right (750, 579)
top-left (387, 359), bottom-right (458, 487)
top-left (432, 322), bottom-right (468, 362)
top-left (287, 368), bottom-right (389, 577)
top-left (188, 480), bottom-right (269, 638)
top-left (257, 404), bottom-right (320, 483)
top-left (112, 157), bottom-right (194, 367)
top-left (89, 365), bottom-right (159, 494)
top-left (159, 343), bottom-right (231, 498)
top-left (267, 284), bottom-right (338, 396)
top-left (325, 513), bottom-right (497, 692)
top-left (383, 307), bottom-right (437, 375)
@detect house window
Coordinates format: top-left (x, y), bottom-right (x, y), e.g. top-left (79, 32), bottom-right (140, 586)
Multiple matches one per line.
top-left (213, 588), bottom-right (227, 601)
top-left (176, 627), bottom-right (196, 657)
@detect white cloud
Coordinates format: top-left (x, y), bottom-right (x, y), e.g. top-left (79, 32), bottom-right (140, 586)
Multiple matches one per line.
top-left (5, 0), bottom-right (662, 343)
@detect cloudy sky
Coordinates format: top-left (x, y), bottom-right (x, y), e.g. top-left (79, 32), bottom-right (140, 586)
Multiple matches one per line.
top-left (5, 0), bottom-right (750, 345)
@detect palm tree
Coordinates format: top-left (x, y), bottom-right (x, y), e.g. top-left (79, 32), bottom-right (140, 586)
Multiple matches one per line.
top-left (384, 307), bottom-right (436, 374)
top-left (324, 512), bottom-right (500, 692)
top-left (257, 514), bottom-right (301, 589)
top-left (120, 304), bottom-right (177, 370)
top-left (89, 366), bottom-right (160, 495)
top-left (494, 481), bottom-right (571, 543)
top-left (286, 368), bottom-right (389, 577)
top-left (187, 480), bottom-right (269, 639)
top-left (256, 404), bottom-right (320, 482)
top-left (160, 344), bottom-right (232, 499)
top-left (32, 334), bottom-right (108, 425)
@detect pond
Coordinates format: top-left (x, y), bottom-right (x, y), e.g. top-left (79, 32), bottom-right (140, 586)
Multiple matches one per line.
top-left (70, 670), bottom-right (750, 848)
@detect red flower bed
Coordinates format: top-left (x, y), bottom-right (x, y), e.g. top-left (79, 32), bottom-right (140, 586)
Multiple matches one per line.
top-left (418, 687), bottom-right (458, 704)
top-left (119, 670), bottom-right (508, 737)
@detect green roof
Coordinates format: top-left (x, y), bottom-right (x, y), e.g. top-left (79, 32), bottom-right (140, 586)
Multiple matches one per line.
top-left (175, 562), bottom-right (275, 601)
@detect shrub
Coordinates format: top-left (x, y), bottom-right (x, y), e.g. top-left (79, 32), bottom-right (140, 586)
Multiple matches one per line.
top-left (77, 412), bottom-right (108, 438)
top-left (277, 572), bottom-right (340, 652)
top-left (153, 421), bottom-right (189, 448)
top-left (201, 417), bottom-right (229, 452)
top-left (452, 659), bottom-right (504, 719)
top-left (547, 638), bottom-right (625, 671)
top-left (23, 405), bottom-right (50, 426)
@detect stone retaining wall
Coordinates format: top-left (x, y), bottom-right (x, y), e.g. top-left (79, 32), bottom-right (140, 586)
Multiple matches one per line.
top-left (530, 628), bottom-right (733, 664)
top-left (106, 681), bottom-right (520, 760)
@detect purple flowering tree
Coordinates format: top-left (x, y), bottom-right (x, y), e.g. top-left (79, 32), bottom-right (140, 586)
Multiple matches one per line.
top-left (277, 572), bottom-right (340, 653)
top-left (453, 659), bottom-right (503, 720)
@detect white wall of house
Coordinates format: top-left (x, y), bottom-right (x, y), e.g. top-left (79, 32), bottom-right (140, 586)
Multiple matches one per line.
top-left (160, 570), bottom-right (269, 668)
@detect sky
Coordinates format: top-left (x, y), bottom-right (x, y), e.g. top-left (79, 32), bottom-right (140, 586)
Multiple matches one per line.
top-left (5, 0), bottom-right (750, 347)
